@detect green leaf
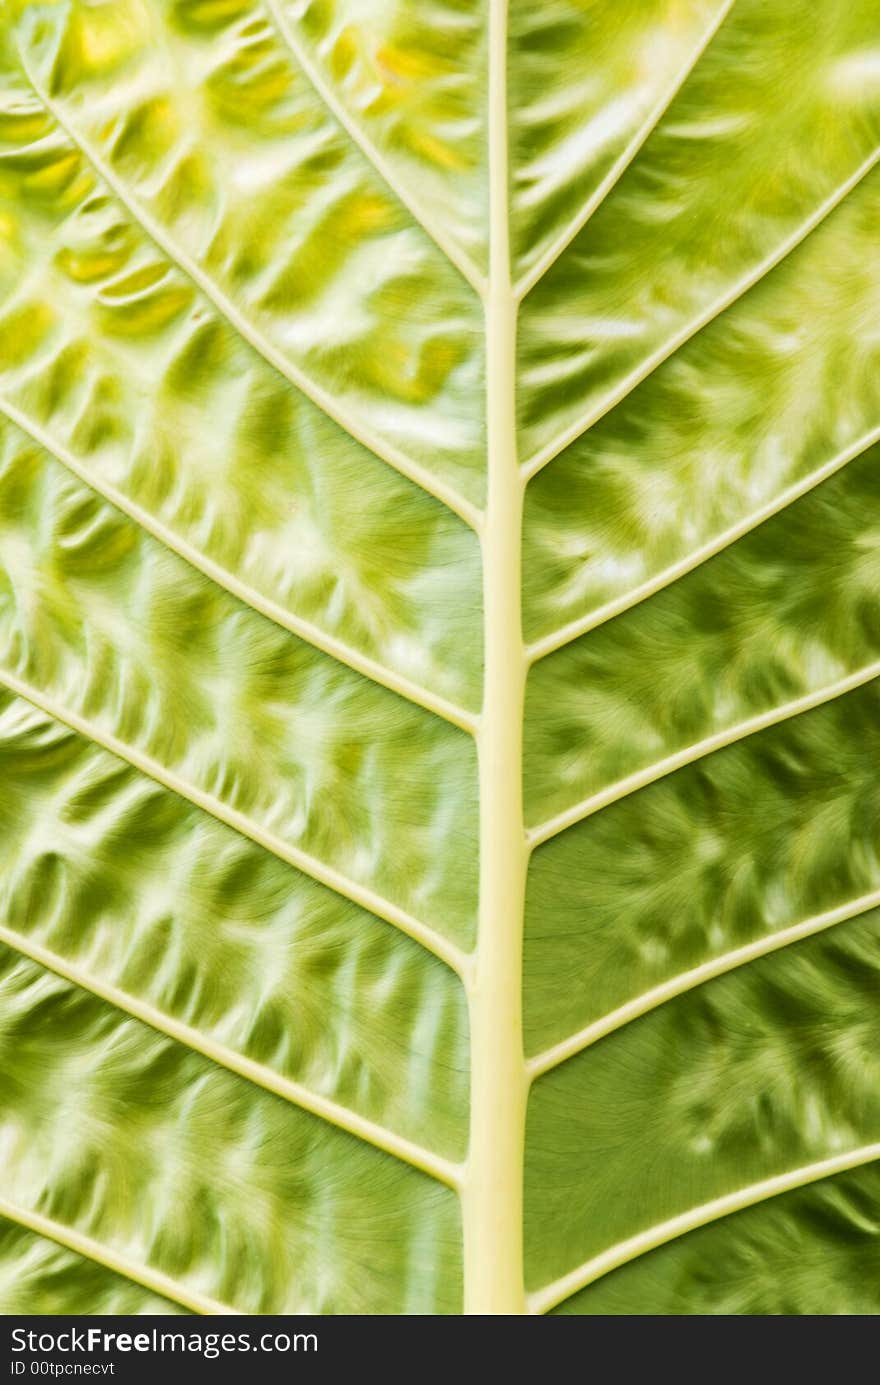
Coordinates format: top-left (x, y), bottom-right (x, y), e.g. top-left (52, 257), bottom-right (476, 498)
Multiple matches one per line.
top-left (0, 0), bottom-right (878, 1316)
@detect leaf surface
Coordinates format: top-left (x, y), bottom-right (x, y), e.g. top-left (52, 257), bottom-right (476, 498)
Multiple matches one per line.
top-left (1, 0), bottom-right (878, 1315)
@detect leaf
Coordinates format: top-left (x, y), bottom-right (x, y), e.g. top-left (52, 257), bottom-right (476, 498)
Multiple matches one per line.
top-left (0, 0), bottom-right (878, 1316)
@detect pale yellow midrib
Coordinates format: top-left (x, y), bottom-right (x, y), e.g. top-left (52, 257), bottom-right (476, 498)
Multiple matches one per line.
top-left (528, 1142), bottom-right (880, 1314)
top-left (20, 62), bottom-right (481, 533)
top-left (526, 421), bottom-right (880, 664)
top-left (527, 661), bottom-right (880, 848)
top-left (0, 920), bottom-right (459, 1188)
top-left (0, 1195), bottom-right (236, 1316)
top-left (0, 668), bottom-right (466, 978)
top-left (0, 397), bottom-right (477, 736)
top-left (522, 144), bottom-right (880, 480)
top-left (263, 0), bottom-right (486, 299)
top-left (460, 0), bottom-right (529, 1316)
top-left (527, 886), bottom-right (880, 1080)
top-left (512, 0), bottom-right (736, 302)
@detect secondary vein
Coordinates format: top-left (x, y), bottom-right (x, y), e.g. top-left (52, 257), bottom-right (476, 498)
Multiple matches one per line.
top-left (0, 668), bottom-right (468, 979)
top-left (522, 145), bottom-right (880, 481)
top-left (17, 60), bottom-right (481, 531)
top-left (0, 921), bottom-right (461, 1190)
top-left (513, 0), bottom-right (736, 302)
top-left (0, 398), bottom-right (478, 737)
top-left (527, 661), bottom-right (880, 847)
top-left (526, 422), bottom-right (880, 665)
top-left (0, 1195), bottom-right (235, 1315)
top-left (529, 1142), bottom-right (880, 1313)
top-left (262, 0), bottom-right (486, 298)
top-left (527, 886), bottom-right (880, 1079)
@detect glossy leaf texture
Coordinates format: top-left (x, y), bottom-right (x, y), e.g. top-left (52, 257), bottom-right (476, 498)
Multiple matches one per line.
top-left (1, 0), bottom-right (879, 1316)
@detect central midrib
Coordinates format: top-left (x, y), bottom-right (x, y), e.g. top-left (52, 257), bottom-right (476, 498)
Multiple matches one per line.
top-left (461, 0), bottom-right (529, 1315)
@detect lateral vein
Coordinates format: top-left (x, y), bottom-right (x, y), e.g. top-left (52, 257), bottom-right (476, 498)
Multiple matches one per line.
top-left (0, 923), bottom-right (461, 1190)
top-left (522, 145), bottom-right (880, 480)
top-left (528, 1142), bottom-right (880, 1313)
top-left (527, 661), bottom-right (880, 847)
top-left (0, 397), bottom-right (478, 737)
top-left (526, 422), bottom-right (880, 664)
top-left (262, 0), bottom-right (486, 298)
top-left (513, 0), bottom-right (736, 301)
top-left (527, 886), bottom-right (880, 1079)
top-left (0, 1195), bottom-right (236, 1315)
top-left (19, 64), bottom-right (481, 532)
top-left (0, 668), bottom-right (468, 978)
